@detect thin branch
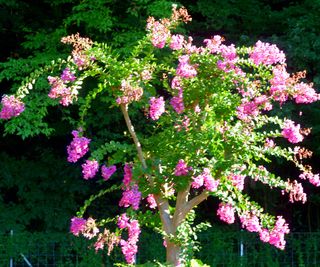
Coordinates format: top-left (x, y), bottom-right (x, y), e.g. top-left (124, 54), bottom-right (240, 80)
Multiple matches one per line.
top-left (120, 103), bottom-right (147, 169)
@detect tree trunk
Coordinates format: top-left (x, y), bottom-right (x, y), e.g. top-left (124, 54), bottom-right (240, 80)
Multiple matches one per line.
top-left (166, 240), bottom-right (181, 266)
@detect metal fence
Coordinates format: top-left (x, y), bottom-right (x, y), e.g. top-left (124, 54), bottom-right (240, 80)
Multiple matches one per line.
top-left (1, 230), bottom-right (319, 266)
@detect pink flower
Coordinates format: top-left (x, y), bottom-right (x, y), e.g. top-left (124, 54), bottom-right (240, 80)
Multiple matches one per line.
top-left (67, 130), bottom-right (91, 163)
top-left (281, 120), bottom-right (304, 143)
top-left (240, 214), bottom-right (261, 232)
top-left (293, 82), bottom-right (320, 104)
top-left (149, 96), bottom-right (165, 120)
top-left (117, 215), bottom-right (141, 264)
top-left (82, 159), bottom-right (99, 179)
top-left (270, 65), bottom-right (290, 103)
top-left (118, 213), bottom-right (130, 229)
top-left (265, 138), bottom-right (275, 148)
top-left (101, 165), bottom-right (117, 180)
top-left (202, 168), bottom-right (219, 192)
top-left (0, 95), bottom-right (25, 119)
top-left (229, 174), bottom-right (246, 191)
top-left (204, 35), bottom-right (223, 54)
top-left (216, 44), bottom-right (240, 73)
top-left (285, 180), bottom-right (306, 203)
top-left (70, 217), bottom-right (86, 236)
top-left (191, 174), bottom-right (204, 189)
top-left (61, 68), bottom-right (76, 83)
top-left (119, 185), bottom-right (142, 210)
top-left (259, 216), bottom-right (290, 250)
top-left (174, 159), bottom-right (191, 176)
top-left (82, 217), bottom-right (99, 239)
top-left (176, 55), bottom-right (197, 78)
top-left (123, 163), bottom-right (133, 189)
top-left (146, 194), bottom-right (157, 209)
top-left (236, 100), bottom-right (259, 122)
top-left (170, 95), bottom-right (184, 114)
top-left (250, 41), bottom-right (286, 66)
top-left (147, 19), bottom-right (170, 49)
top-left (217, 203), bottom-right (235, 224)
top-left (48, 76), bottom-right (76, 106)
top-left (299, 172), bottom-right (320, 187)
top-left (170, 34), bottom-right (185, 50)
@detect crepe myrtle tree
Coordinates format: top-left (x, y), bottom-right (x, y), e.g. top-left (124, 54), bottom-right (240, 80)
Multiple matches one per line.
top-left (1, 5), bottom-right (320, 266)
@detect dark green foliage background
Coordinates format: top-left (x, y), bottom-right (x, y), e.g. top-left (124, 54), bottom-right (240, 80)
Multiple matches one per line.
top-left (0, 0), bottom-right (320, 235)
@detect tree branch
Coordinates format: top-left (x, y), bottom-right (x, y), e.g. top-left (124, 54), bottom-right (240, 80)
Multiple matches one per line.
top-left (120, 103), bottom-right (147, 169)
top-left (175, 191), bottom-right (209, 226)
top-left (173, 183), bottom-right (191, 228)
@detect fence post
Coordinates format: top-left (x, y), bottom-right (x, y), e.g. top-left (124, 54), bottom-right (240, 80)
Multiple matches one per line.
top-left (10, 230), bottom-right (13, 267)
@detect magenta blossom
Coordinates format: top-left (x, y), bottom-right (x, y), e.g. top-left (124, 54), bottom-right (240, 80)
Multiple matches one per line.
top-left (70, 217), bottom-right (86, 236)
top-left (0, 95), bottom-right (25, 119)
top-left (282, 120), bottom-right (304, 144)
top-left (119, 185), bottom-right (142, 210)
top-left (217, 203), bottom-right (235, 224)
top-left (174, 159), bottom-right (191, 176)
top-left (82, 159), bottom-right (99, 179)
top-left (101, 165), bottom-right (117, 180)
top-left (250, 41), bottom-right (286, 66)
top-left (149, 96), bottom-right (165, 120)
top-left (61, 68), bottom-right (76, 83)
top-left (67, 130), bottom-right (91, 163)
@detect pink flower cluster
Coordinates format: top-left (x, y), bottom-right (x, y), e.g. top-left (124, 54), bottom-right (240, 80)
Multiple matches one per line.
top-left (67, 130), bottom-right (91, 163)
top-left (61, 68), bottom-right (76, 83)
top-left (0, 95), bottom-right (25, 119)
top-left (123, 163), bottom-right (133, 189)
top-left (70, 217), bottom-right (99, 239)
top-left (146, 18), bottom-right (170, 49)
top-left (176, 55), bottom-right (197, 78)
top-left (174, 159), bottom-right (191, 176)
top-left (117, 214), bottom-right (141, 264)
top-left (240, 213), bottom-right (262, 233)
top-left (299, 172), bottom-right (320, 186)
top-left (149, 96), bottom-right (165, 120)
top-left (191, 168), bottom-right (219, 192)
top-left (170, 76), bottom-right (185, 114)
top-left (270, 65), bottom-right (290, 103)
top-left (217, 203), bottom-right (235, 224)
top-left (170, 34), bottom-right (185, 50)
top-left (228, 174), bottom-right (246, 191)
top-left (285, 180), bottom-right (307, 203)
top-left (240, 212), bottom-right (290, 250)
top-left (82, 159), bottom-right (99, 179)
top-left (265, 138), bottom-right (275, 148)
top-left (217, 44), bottom-right (243, 74)
top-left (281, 120), bottom-right (304, 144)
top-left (204, 35), bottom-right (224, 54)
top-left (48, 76), bottom-right (75, 106)
top-left (293, 82), bottom-right (320, 104)
top-left (250, 41), bottom-right (286, 66)
top-left (120, 164), bottom-right (141, 210)
top-left (94, 228), bottom-right (120, 254)
top-left (259, 216), bottom-right (290, 250)
top-left (101, 165), bottom-right (117, 180)
top-left (70, 217), bottom-right (87, 236)
top-left (236, 95), bottom-right (272, 122)
top-left (116, 80), bottom-right (143, 105)
top-left (119, 185), bottom-right (142, 210)
top-left (146, 194), bottom-right (157, 209)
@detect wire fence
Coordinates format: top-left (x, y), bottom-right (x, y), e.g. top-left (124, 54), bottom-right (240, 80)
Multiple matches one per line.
top-left (1, 230), bottom-right (319, 266)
